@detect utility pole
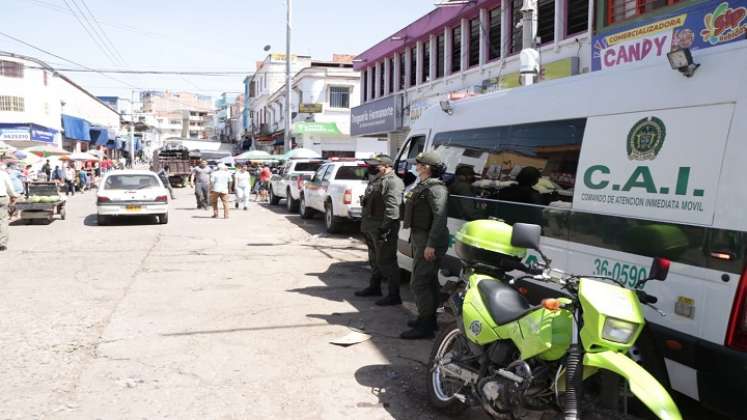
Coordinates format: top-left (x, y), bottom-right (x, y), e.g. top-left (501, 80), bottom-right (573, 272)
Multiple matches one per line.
top-left (129, 89), bottom-right (135, 167)
top-left (284, 0), bottom-right (292, 153)
top-left (519, 0), bottom-right (539, 86)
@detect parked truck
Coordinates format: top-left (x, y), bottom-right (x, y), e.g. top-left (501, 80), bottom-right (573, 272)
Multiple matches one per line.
top-left (151, 143), bottom-right (192, 187)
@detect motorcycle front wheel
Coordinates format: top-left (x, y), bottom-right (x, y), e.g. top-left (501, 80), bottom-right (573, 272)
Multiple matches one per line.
top-left (426, 322), bottom-right (469, 415)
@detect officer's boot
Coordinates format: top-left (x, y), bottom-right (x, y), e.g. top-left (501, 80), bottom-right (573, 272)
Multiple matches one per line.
top-left (400, 317), bottom-right (437, 340)
top-left (406, 317), bottom-right (439, 330)
top-left (375, 294), bottom-right (402, 306)
top-left (354, 285), bottom-right (382, 297)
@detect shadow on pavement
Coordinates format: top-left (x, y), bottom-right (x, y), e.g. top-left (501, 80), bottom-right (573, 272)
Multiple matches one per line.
top-left (290, 259), bottom-right (482, 420)
top-left (261, 200), bottom-right (362, 236)
top-left (83, 213), bottom-right (159, 226)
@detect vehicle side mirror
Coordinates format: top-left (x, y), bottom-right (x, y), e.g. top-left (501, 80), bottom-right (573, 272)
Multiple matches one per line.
top-left (511, 223), bottom-right (542, 250)
top-left (649, 257), bottom-right (670, 281)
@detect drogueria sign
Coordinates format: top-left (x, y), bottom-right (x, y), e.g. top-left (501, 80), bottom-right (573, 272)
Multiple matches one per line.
top-left (573, 104), bottom-right (733, 225)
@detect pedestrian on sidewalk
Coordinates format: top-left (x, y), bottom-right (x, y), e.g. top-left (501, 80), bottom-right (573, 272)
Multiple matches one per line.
top-left (258, 165), bottom-right (271, 202)
top-left (400, 151), bottom-right (449, 340)
top-left (64, 164), bottom-right (76, 196)
top-left (355, 155), bottom-right (404, 306)
top-left (158, 165), bottom-right (176, 200)
top-left (234, 164), bottom-right (251, 210)
top-left (0, 164), bottom-right (19, 251)
top-left (190, 160), bottom-right (211, 209)
top-left (209, 163), bottom-right (231, 219)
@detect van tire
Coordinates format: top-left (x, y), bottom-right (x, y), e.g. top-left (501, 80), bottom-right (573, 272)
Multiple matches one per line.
top-left (269, 187), bottom-right (281, 205)
top-left (299, 195), bottom-right (314, 219)
top-left (286, 188), bottom-right (299, 212)
top-left (324, 201), bottom-right (342, 234)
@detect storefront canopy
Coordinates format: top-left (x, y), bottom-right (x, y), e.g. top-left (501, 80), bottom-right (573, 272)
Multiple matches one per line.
top-left (90, 127), bottom-right (111, 146)
top-left (62, 114), bottom-right (91, 142)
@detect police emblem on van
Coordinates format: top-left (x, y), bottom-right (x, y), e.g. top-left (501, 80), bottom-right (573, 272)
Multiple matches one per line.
top-left (627, 117), bottom-right (666, 161)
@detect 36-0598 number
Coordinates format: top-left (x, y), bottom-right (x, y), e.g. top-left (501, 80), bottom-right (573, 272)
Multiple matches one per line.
top-left (593, 258), bottom-right (647, 289)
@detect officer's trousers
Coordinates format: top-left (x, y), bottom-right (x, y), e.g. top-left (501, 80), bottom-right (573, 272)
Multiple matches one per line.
top-left (410, 230), bottom-right (442, 322)
top-left (363, 224), bottom-right (401, 297)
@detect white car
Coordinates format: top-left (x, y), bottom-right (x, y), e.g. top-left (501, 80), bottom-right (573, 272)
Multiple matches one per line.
top-left (96, 170), bottom-right (169, 225)
top-left (269, 158), bottom-right (325, 207)
top-left (299, 160), bottom-right (369, 233)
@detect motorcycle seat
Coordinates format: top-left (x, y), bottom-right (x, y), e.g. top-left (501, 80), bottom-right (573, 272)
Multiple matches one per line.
top-left (477, 280), bottom-right (533, 325)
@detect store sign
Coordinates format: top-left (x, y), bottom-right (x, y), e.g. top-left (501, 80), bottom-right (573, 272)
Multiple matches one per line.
top-left (482, 57), bottom-right (579, 91)
top-left (299, 103), bottom-right (323, 113)
top-left (573, 104), bottom-right (733, 225)
top-left (350, 95), bottom-right (402, 136)
top-left (30, 125), bottom-right (57, 143)
top-left (592, 0), bottom-right (747, 71)
top-left (0, 126), bottom-right (30, 141)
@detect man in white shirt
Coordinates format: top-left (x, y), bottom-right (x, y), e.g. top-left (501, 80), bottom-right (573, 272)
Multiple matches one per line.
top-left (0, 165), bottom-right (20, 251)
top-left (209, 163), bottom-right (232, 219)
top-left (233, 165), bottom-right (251, 210)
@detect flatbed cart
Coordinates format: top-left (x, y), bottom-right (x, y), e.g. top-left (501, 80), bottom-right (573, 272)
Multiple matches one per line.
top-left (14, 182), bottom-right (67, 224)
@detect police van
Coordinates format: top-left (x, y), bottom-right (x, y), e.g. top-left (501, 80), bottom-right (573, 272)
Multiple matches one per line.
top-left (394, 41), bottom-right (747, 418)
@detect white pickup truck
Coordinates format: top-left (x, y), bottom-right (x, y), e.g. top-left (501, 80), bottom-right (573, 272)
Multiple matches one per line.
top-left (268, 158), bottom-right (324, 210)
top-left (299, 160), bottom-right (369, 233)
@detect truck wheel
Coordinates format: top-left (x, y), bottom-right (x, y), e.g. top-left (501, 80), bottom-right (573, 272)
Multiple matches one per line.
top-left (286, 189), bottom-right (299, 212)
top-left (269, 187), bottom-right (281, 205)
top-left (299, 195), bottom-right (314, 219)
top-left (324, 202), bottom-right (342, 234)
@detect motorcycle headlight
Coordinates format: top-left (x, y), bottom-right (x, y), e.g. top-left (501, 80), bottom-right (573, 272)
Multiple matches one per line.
top-left (602, 317), bottom-right (638, 344)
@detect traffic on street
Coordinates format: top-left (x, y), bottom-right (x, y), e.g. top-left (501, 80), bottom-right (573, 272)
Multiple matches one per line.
top-left (2, 0), bottom-right (746, 419)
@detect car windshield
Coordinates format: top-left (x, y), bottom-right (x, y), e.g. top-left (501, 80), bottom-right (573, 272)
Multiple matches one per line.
top-left (104, 174), bottom-right (160, 190)
top-left (335, 165), bottom-right (368, 180)
top-left (294, 162), bottom-right (323, 172)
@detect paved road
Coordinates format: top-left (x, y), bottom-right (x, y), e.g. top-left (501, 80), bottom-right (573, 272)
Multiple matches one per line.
top-left (0, 187), bottom-right (723, 420)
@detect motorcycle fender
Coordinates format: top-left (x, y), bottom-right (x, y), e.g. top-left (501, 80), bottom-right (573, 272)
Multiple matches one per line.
top-left (584, 351), bottom-right (682, 420)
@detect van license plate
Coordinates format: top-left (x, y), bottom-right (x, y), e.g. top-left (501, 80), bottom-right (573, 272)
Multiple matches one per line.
top-left (126, 205), bottom-right (142, 212)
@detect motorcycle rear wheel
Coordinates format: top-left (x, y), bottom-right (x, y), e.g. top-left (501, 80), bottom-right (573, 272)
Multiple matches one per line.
top-left (427, 322), bottom-right (470, 415)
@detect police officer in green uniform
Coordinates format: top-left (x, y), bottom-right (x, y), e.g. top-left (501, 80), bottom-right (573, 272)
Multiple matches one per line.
top-left (401, 151), bottom-right (449, 339)
top-left (355, 155), bottom-right (405, 306)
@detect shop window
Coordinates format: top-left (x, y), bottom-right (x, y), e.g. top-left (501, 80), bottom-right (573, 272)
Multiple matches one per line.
top-left (436, 34), bottom-right (445, 78)
top-left (422, 41), bottom-right (431, 83)
top-left (489, 7), bottom-right (502, 60)
top-left (379, 62), bottom-right (385, 97)
top-left (607, 0), bottom-right (679, 25)
top-left (566, 0), bottom-right (589, 35)
top-left (330, 86), bottom-right (350, 108)
top-left (0, 96), bottom-right (24, 112)
top-left (0, 60), bottom-right (24, 78)
top-left (469, 17), bottom-right (480, 67)
top-left (399, 52), bottom-right (406, 90)
top-left (537, 0), bottom-right (555, 44)
top-left (388, 57), bottom-right (394, 94)
top-left (410, 47), bottom-right (417, 86)
top-left (452, 26), bottom-right (462, 73)
top-left (511, 0), bottom-right (523, 54)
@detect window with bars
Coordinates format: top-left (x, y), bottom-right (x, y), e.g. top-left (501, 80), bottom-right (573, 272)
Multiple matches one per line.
top-left (607, 0), bottom-right (679, 25)
top-left (436, 34), bottom-right (445, 78)
top-left (489, 8), bottom-right (501, 60)
top-left (567, 0), bottom-right (589, 35)
top-left (469, 18), bottom-right (480, 67)
top-left (379, 62), bottom-right (385, 97)
top-left (538, 0), bottom-right (555, 44)
top-left (399, 52), bottom-right (406, 90)
top-left (452, 26), bottom-right (462, 73)
top-left (410, 47), bottom-right (417, 86)
top-left (422, 41), bottom-right (431, 83)
top-left (388, 57), bottom-right (394, 93)
top-left (330, 86), bottom-right (350, 108)
top-left (0, 60), bottom-right (24, 78)
top-left (0, 96), bottom-right (24, 112)
top-left (511, 0), bottom-right (523, 54)
top-left (362, 69), bottom-right (368, 102)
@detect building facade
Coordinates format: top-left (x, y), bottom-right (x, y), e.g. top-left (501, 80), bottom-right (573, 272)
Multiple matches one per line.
top-left (0, 52), bottom-right (120, 153)
top-left (141, 90), bottom-right (214, 141)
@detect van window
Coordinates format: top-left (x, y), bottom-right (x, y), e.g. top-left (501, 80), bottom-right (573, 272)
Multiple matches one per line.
top-left (396, 135), bottom-right (426, 186)
top-left (335, 165), bottom-right (368, 180)
top-left (433, 118), bottom-right (586, 208)
top-left (294, 161), bottom-right (323, 172)
top-left (322, 165), bottom-right (334, 182)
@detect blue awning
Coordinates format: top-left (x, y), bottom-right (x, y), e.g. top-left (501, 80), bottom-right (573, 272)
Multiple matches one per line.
top-left (90, 127), bottom-right (110, 146)
top-left (62, 114), bottom-right (92, 142)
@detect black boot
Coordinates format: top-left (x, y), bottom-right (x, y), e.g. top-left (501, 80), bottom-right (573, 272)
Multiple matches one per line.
top-left (400, 318), bottom-right (436, 340)
top-left (375, 295), bottom-right (402, 306)
top-left (354, 286), bottom-right (382, 297)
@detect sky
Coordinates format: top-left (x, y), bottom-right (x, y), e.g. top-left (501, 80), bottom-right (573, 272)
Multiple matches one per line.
top-left (2, 0), bottom-right (435, 102)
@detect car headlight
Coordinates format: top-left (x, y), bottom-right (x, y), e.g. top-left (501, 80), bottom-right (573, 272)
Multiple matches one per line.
top-left (602, 317), bottom-right (638, 344)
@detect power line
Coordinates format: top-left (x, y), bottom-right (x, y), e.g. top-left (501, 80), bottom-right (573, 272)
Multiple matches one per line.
top-left (78, 0), bottom-right (127, 66)
top-left (61, 0), bottom-right (119, 66)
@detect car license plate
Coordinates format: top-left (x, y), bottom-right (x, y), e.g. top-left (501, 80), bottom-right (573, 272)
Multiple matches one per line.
top-left (126, 205), bottom-right (142, 212)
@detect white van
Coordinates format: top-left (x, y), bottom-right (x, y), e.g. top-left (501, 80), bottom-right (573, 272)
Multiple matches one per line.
top-left (394, 41), bottom-right (747, 418)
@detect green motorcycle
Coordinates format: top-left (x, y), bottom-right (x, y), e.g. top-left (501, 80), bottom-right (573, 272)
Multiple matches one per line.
top-left (427, 219), bottom-right (681, 420)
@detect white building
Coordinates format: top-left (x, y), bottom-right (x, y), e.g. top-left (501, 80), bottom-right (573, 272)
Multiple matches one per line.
top-left (0, 52), bottom-right (120, 152)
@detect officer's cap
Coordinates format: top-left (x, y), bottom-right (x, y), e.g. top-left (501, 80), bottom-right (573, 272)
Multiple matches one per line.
top-left (365, 154), bottom-right (394, 166)
top-left (415, 151), bottom-right (443, 166)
